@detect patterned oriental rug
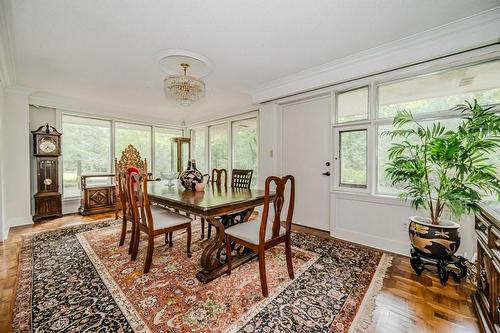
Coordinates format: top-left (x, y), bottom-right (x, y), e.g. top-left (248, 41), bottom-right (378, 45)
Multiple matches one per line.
top-left (12, 219), bottom-right (392, 333)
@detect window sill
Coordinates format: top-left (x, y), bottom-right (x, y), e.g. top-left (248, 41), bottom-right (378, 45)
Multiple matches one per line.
top-left (330, 190), bottom-right (411, 207)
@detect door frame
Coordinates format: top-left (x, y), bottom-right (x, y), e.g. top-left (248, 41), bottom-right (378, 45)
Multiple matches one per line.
top-left (278, 92), bottom-right (333, 233)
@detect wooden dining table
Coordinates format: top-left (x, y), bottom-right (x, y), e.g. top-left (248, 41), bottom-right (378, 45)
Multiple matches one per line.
top-left (147, 180), bottom-right (274, 283)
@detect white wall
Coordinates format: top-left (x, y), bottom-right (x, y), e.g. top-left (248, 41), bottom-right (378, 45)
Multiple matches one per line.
top-left (0, 85), bottom-right (6, 240)
top-left (332, 193), bottom-right (476, 258)
top-left (2, 87), bottom-right (32, 239)
top-left (258, 103), bottom-right (280, 188)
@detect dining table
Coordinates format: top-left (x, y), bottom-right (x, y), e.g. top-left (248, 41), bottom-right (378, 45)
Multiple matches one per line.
top-left (147, 180), bottom-right (274, 283)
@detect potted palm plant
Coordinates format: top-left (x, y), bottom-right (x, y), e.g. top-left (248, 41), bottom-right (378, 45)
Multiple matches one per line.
top-left (384, 100), bottom-right (500, 272)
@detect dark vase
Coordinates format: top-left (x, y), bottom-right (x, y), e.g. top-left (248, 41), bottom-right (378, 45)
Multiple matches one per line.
top-left (179, 160), bottom-right (203, 191)
top-left (408, 216), bottom-right (461, 261)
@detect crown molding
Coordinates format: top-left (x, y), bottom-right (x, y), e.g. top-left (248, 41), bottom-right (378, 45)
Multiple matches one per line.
top-left (29, 92), bottom-right (184, 128)
top-left (0, 0), bottom-right (16, 88)
top-left (250, 7), bottom-right (500, 104)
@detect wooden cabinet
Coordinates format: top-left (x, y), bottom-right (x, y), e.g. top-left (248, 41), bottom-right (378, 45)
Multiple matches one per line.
top-left (79, 174), bottom-right (116, 215)
top-left (473, 203), bottom-right (500, 333)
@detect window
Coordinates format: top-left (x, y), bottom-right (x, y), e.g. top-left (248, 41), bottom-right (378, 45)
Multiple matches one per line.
top-left (378, 61), bottom-right (500, 119)
top-left (115, 122), bottom-right (152, 163)
top-left (191, 127), bottom-right (207, 174)
top-left (62, 115), bottom-right (112, 198)
top-left (332, 58), bottom-right (500, 196)
top-left (338, 129), bottom-right (367, 188)
top-left (336, 87), bottom-right (369, 123)
top-left (209, 123), bottom-right (228, 170)
top-left (376, 118), bottom-right (463, 194)
top-left (189, 113), bottom-right (259, 185)
top-left (232, 118), bottom-right (258, 187)
top-left (154, 128), bottom-right (183, 178)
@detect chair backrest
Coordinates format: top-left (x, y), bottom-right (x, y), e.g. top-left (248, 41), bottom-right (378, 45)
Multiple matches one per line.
top-left (115, 144), bottom-right (148, 175)
top-left (117, 171), bottom-right (130, 214)
top-left (259, 175), bottom-right (295, 244)
top-left (128, 173), bottom-right (154, 232)
top-left (210, 168), bottom-right (227, 187)
top-left (231, 169), bottom-right (253, 189)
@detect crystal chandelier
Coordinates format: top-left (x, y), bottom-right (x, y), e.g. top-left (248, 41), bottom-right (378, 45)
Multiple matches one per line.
top-left (164, 63), bottom-right (205, 106)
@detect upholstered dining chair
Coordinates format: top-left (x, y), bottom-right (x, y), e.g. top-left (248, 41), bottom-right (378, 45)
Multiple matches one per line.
top-left (117, 171), bottom-right (135, 254)
top-left (114, 144), bottom-right (148, 220)
top-left (202, 168), bottom-right (228, 239)
top-left (231, 169), bottom-right (253, 189)
top-left (128, 173), bottom-right (193, 273)
top-left (225, 175), bottom-right (295, 297)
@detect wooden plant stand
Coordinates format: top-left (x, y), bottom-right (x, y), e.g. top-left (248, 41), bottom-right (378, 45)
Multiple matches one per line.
top-left (410, 248), bottom-right (468, 286)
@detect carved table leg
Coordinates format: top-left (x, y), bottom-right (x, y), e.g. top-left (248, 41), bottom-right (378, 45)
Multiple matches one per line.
top-left (196, 208), bottom-right (255, 283)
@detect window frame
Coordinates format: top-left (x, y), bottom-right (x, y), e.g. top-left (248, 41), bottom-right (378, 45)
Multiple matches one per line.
top-left (335, 85), bottom-right (370, 124)
top-left (189, 111), bottom-right (259, 185)
top-left (333, 123), bottom-right (372, 194)
top-left (330, 56), bottom-right (500, 197)
top-left (59, 112), bottom-right (184, 199)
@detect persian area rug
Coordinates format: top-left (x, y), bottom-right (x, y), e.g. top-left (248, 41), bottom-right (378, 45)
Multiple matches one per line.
top-left (12, 218), bottom-right (392, 333)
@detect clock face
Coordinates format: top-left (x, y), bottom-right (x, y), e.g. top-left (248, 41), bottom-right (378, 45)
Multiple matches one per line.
top-left (39, 137), bottom-right (57, 154)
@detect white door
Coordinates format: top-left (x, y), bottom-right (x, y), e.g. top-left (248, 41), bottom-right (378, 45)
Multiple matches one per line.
top-left (282, 95), bottom-right (331, 231)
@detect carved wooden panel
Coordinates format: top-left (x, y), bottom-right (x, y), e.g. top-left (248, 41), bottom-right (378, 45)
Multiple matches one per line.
top-left (79, 185), bottom-right (116, 215)
top-left (33, 194), bottom-right (62, 221)
top-left (115, 144), bottom-right (147, 174)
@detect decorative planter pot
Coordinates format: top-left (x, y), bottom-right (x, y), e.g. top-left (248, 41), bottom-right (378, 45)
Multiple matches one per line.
top-left (179, 160), bottom-right (203, 191)
top-left (408, 216), bottom-right (461, 261)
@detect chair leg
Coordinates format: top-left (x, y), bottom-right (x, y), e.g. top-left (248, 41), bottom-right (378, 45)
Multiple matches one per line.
top-left (207, 224), bottom-right (212, 239)
top-left (144, 235), bottom-right (154, 274)
top-left (131, 224), bottom-right (140, 261)
top-left (285, 236), bottom-right (294, 279)
top-left (119, 215), bottom-right (127, 246)
top-left (225, 235), bottom-right (232, 275)
top-left (128, 221), bottom-right (135, 255)
top-left (186, 225), bottom-right (192, 258)
top-left (168, 232), bottom-right (173, 247)
top-left (201, 218), bottom-right (205, 239)
top-left (258, 248), bottom-right (268, 297)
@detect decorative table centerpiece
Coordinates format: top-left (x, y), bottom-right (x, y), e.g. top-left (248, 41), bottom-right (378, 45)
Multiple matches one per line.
top-left (179, 159), bottom-right (203, 191)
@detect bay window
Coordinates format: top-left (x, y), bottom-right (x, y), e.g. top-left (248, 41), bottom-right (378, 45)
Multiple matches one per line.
top-left (115, 122), bottom-right (152, 163)
top-left (62, 116), bottom-right (112, 198)
top-left (190, 114), bottom-right (259, 186)
top-left (154, 128), bottom-right (183, 178)
top-left (209, 123), bottom-right (229, 171)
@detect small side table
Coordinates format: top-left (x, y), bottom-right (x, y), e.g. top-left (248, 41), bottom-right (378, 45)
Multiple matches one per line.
top-left (79, 174), bottom-right (116, 215)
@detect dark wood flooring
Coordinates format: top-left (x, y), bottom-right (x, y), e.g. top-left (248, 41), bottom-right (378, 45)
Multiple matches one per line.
top-left (0, 213), bottom-right (479, 332)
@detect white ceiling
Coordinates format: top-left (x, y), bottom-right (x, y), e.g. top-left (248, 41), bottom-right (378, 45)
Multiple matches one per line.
top-left (6, 0), bottom-right (500, 124)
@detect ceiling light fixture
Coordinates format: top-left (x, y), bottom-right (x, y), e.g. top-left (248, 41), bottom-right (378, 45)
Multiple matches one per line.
top-left (164, 63), bottom-right (205, 107)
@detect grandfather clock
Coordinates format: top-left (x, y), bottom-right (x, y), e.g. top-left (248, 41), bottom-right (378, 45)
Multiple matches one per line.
top-left (32, 124), bottom-right (62, 221)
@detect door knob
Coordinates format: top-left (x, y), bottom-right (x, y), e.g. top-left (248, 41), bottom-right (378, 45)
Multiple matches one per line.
top-left (322, 171), bottom-right (331, 176)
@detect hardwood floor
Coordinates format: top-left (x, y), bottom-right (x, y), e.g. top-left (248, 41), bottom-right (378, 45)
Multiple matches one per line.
top-left (0, 214), bottom-right (479, 332)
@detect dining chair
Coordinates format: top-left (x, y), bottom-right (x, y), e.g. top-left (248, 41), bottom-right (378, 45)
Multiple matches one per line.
top-left (225, 175), bottom-right (295, 297)
top-left (203, 168), bottom-right (228, 239)
top-left (128, 173), bottom-right (193, 273)
top-left (117, 171), bottom-right (135, 254)
top-left (231, 169), bottom-right (253, 189)
top-left (211, 168), bottom-right (227, 187)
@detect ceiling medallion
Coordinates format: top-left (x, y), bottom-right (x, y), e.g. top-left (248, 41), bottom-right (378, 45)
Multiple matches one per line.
top-left (164, 63), bottom-right (205, 107)
top-left (158, 50), bottom-right (213, 107)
